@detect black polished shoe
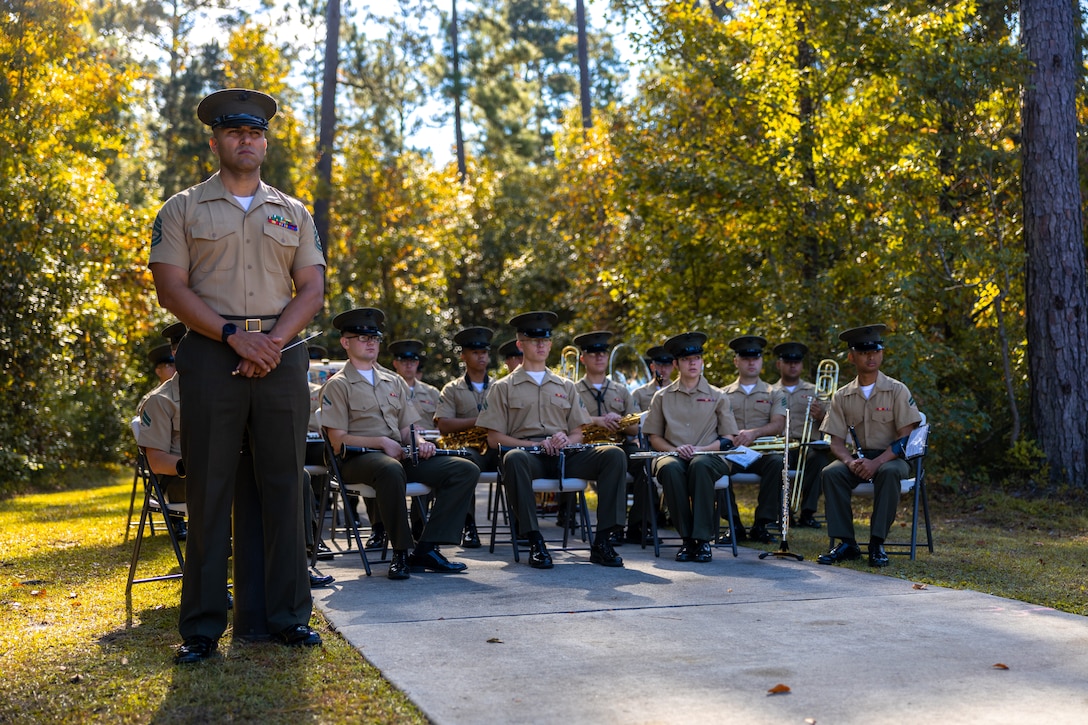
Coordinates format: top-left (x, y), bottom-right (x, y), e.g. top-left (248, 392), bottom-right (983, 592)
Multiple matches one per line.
top-left (607, 528), bottom-right (622, 547)
top-left (277, 624), bottom-right (322, 647)
top-left (692, 540), bottom-right (713, 563)
top-left (387, 550), bottom-right (411, 580)
top-left (460, 526), bottom-right (482, 549)
top-left (365, 527), bottom-right (388, 550)
top-left (675, 543), bottom-right (693, 562)
top-left (175, 635), bottom-right (217, 664)
top-left (528, 540), bottom-right (554, 569)
top-left (748, 524), bottom-right (776, 544)
top-left (171, 518), bottom-right (188, 542)
top-left (817, 541), bottom-right (862, 565)
top-left (408, 549), bottom-right (468, 573)
top-left (796, 511), bottom-right (821, 529)
top-left (868, 544), bottom-right (889, 568)
top-left (309, 571), bottom-right (335, 588)
top-left (314, 540), bottom-right (335, 560)
top-left (716, 526), bottom-right (747, 545)
top-left (589, 540), bottom-right (624, 567)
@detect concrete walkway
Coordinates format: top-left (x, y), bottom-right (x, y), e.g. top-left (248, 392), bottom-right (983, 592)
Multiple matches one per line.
top-left (311, 511), bottom-right (1088, 724)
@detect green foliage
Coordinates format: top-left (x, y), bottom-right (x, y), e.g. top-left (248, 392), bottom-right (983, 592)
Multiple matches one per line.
top-left (0, 0), bottom-right (153, 493)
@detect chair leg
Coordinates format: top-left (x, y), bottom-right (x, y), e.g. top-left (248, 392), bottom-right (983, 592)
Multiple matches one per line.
top-left (717, 485), bottom-right (738, 558)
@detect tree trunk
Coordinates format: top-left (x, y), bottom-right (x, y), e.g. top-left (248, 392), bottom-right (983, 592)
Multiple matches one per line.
top-left (314, 0), bottom-right (340, 266)
top-left (1020, 0), bottom-right (1088, 486)
top-left (451, 0), bottom-right (466, 182)
top-left (575, 0), bottom-right (592, 131)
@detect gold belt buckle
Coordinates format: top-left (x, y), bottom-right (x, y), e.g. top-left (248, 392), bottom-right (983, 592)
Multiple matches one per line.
top-left (244, 318), bottom-right (263, 332)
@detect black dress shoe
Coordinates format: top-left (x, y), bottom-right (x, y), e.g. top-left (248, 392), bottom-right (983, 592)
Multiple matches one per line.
top-left (387, 550), bottom-right (411, 580)
top-left (171, 518), bottom-right (188, 542)
top-left (277, 624), bottom-right (322, 647)
top-left (175, 635), bottom-right (217, 664)
top-left (675, 541), bottom-right (694, 562)
top-left (796, 513), bottom-right (822, 529)
top-left (314, 540), bottom-right (335, 560)
top-left (589, 540), bottom-right (624, 567)
top-left (309, 571), bottom-right (335, 588)
top-left (365, 528), bottom-right (388, 550)
top-left (817, 541), bottom-right (862, 565)
top-left (528, 540), bottom-right (553, 569)
top-left (460, 526), bottom-right (482, 549)
top-left (868, 544), bottom-right (889, 568)
top-left (748, 524), bottom-right (776, 544)
top-left (692, 540), bottom-right (713, 563)
top-left (607, 529), bottom-right (622, 547)
top-left (408, 549), bottom-right (468, 573)
top-left (716, 526), bottom-right (747, 545)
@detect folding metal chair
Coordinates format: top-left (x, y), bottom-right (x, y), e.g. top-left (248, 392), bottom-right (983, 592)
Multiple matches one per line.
top-left (843, 419), bottom-right (933, 560)
top-left (488, 457), bottom-right (593, 562)
top-left (125, 420), bottom-right (186, 595)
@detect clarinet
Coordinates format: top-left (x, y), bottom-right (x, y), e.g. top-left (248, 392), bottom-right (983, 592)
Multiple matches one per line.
top-left (848, 425), bottom-right (873, 483)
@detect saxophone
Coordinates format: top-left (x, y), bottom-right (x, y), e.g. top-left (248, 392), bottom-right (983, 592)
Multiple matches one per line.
top-left (437, 425), bottom-right (490, 454)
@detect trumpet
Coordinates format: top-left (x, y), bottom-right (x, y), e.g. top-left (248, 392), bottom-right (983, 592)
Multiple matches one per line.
top-left (793, 359), bottom-right (839, 512)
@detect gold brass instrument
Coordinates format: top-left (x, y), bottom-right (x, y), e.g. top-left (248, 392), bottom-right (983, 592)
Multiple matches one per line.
top-left (582, 412), bottom-right (643, 444)
top-left (792, 358), bottom-right (839, 513)
top-left (555, 345), bottom-right (581, 381)
top-left (608, 343), bottom-right (652, 394)
top-left (437, 425), bottom-right (490, 454)
top-left (748, 436), bottom-right (800, 452)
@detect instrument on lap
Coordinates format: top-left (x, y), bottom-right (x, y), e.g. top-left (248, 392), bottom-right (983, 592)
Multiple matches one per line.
top-left (582, 412), bottom-right (643, 444)
top-left (437, 425), bottom-right (489, 453)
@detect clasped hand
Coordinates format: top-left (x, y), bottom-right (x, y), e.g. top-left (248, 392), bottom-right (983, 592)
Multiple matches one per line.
top-left (232, 332), bottom-right (283, 378)
top-left (542, 432), bottom-right (569, 455)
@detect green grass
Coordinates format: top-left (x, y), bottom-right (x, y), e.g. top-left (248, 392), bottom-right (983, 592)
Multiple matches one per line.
top-left (0, 466), bottom-right (426, 724)
top-left (2, 467), bottom-right (1086, 722)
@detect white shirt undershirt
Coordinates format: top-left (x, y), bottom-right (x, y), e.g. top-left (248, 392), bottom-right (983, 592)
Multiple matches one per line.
top-left (860, 383), bottom-right (875, 400)
top-left (355, 367), bottom-right (375, 385)
top-left (234, 195), bottom-right (254, 211)
top-left (740, 383), bottom-right (756, 395)
top-left (526, 370), bottom-right (547, 385)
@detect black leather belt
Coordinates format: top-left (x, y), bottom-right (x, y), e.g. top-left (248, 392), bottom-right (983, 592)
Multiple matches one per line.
top-left (223, 314), bottom-right (279, 332)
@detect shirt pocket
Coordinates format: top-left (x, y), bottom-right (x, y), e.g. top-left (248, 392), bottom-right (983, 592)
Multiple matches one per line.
top-left (872, 407), bottom-right (895, 425)
top-left (188, 219), bottom-right (239, 271)
top-left (261, 219), bottom-right (301, 274)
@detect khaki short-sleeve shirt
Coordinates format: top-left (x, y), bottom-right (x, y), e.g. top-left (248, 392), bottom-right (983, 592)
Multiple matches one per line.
top-left (137, 375), bottom-right (181, 455)
top-left (407, 380), bottom-right (441, 428)
top-left (631, 381), bottom-right (663, 412)
top-left (320, 365), bottom-right (420, 438)
top-left (575, 378), bottom-right (636, 418)
top-left (771, 379), bottom-right (818, 441)
top-left (723, 379), bottom-right (788, 430)
top-left (435, 375), bottom-right (491, 421)
top-left (476, 368), bottom-right (590, 439)
top-left (149, 172), bottom-right (325, 317)
top-left (641, 376), bottom-right (738, 448)
top-left (820, 371), bottom-right (921, 450)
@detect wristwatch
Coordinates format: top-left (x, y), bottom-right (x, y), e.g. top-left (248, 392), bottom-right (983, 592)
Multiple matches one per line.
top-left (221, 323), bottom-right (238, 343)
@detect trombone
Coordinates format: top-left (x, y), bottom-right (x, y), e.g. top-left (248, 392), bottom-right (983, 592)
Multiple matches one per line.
top-left (792, 359), bottom-right (838, 513)
top-left (555, 345), bottom-right (581, 381)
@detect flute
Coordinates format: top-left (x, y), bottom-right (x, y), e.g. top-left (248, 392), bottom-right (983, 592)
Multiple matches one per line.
top-left (628, 449), bottom-right (746, 460)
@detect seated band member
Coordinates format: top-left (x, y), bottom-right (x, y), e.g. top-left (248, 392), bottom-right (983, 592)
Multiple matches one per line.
top-left (642, 332), bottom-right (739, 563)
top-left (137, 340), bottom-right (187, 541)
top-left (571, 330), bottom-right (646, 544)
top-left (720, 335), bottom-right (787, 544)
top-left (817, 324), bottom-right (921, 568)
top-left (435, 326), bottom-right (498, 548)
top-left (321, 307), bottom-right (479, 580)
top-left (771, 342), bottom-right (829, 529)
top-left (497, 338), bottom-right (523, 373)
top-left (476, 311), bottom-right (627, 569)
top-left (390, 339), bottom-right (441, 428)
top-left (632, 345), bottom-right (675, 412)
